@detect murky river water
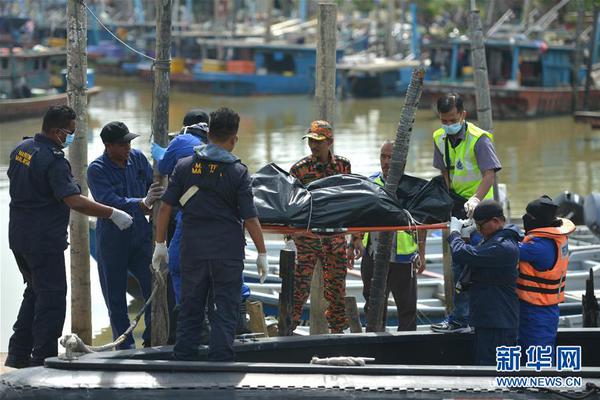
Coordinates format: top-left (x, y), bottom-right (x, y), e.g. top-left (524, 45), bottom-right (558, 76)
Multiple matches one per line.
top-left (1, 76), bottom-right (600, 350)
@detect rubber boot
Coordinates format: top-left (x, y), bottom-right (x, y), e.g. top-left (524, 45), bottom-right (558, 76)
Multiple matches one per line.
top-left (236, 301), bottom-right (251, 336)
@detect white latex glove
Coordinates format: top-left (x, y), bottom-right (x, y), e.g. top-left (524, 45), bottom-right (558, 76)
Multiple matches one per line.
top-left (464, 196), bottom-right (481, 218)
top-left (284, 239), bottom-right (297, 252)
top-left (152, 242), bottom-right (169, 273)
top-left (109, 208), bottom-right (133, 230)
top-left (256, 253), bottom-right (269, 284)
top-left (461, 219), bottom-right (477, 238)
top-left (449, 216), bottom-right (463, 234)
top-left (143, 182), bottom-right (165, 208)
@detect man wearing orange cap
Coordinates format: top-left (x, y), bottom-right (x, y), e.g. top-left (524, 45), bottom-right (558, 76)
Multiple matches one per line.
top-left (288, 120), bottom-right (361, 333)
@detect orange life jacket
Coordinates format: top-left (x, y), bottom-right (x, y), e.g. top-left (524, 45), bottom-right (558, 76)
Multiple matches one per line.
top-left (516, 219), bottom-right (575, 306)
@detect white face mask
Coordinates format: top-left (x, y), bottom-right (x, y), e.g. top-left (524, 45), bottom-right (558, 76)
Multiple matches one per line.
top-left (442, 122), bottom-right (463, 135)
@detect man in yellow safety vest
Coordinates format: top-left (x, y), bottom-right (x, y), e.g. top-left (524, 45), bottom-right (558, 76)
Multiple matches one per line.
top-left (361, 140), bottom-right (426, 331)
top-left (430, 93), bottom-right (502, 333)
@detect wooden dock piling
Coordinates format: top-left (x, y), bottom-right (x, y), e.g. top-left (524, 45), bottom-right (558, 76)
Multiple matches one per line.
top-left (151, 0), bottom-right (173, 346)
top-left (67, 0), bottom-right (92, 344)
top-left (278, 249), bottom-right (295, 336)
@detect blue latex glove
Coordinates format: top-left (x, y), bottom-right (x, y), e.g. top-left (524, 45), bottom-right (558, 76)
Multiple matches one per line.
top-left (151, 142), bottom-right (166, 161)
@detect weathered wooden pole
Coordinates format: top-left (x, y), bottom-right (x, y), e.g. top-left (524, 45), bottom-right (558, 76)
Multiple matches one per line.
top-left (385, 0), bottom-right (396, 57)
top-left (344, 296), bottom-right (362, 333)
top-left (309, 1), bottom-right (337, 335)
top-left (151, 0), bottom-right (173, 347)
top-left (315, 2), bottom-right (337, 123)
top-left (572, 0), bottom-right (584, 112)
top-left (469, 9), bottom-right (494, 135)
top-left (584, 6), bottom-right (599, 111)
top-left (366, 67), bottom-right (425, 332)
top-left (66, 0), bottom-right (92, 344)
top-left (278, 249), bottom-right (295, 336)
top-left (264, 0), bottom-right (273, 43)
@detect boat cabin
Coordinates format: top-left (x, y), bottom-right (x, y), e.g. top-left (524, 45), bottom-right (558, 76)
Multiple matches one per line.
top-left (424, 37), bottom-right (577, 88)
top-left (0, 48), bottom-right (66, 99)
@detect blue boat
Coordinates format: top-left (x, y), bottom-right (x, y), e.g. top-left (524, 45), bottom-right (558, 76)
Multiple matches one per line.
top-left (421, 35), bottom-right (600, 119)
top-left (182, 39), bottom-right (344, 96)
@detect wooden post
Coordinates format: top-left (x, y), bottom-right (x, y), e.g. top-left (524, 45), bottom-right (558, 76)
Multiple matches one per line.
top-left (309, 260), bottom-right (328, 334)
top-left (366, 67), bottom-right (425, 332)
top-left (572, 0), bottom-right (584, 112)
top-left (278, 249), bottom-right (295, 336)
top-left (468, 8), bottom-right (498, 202)
top-left (264, 0), bottom-right (273, 43)
top-left (442, 229), bottom-right (453, 313)
top-left (151, 0), bottom-right (173, 347)
top-left (385, 0), bottom-right (395, 57)
top-left (66, 0), bottom-right (92, 345)
top-left (247, 301), bottom-right (269, 336)
top-left (309, 1), bottom-right (337, 335)
top-left (315, 1), bottom-right (337, 122)
top-left (344, 296), bottom-right (362, 333)
top-left (584, 7), bottom-right (599, 111)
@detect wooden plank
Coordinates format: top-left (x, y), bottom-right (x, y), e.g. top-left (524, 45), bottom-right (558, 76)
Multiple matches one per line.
top-left (345, 296), bottom-right (362, 333)
top-left (278, 249), bottom-right (295, 336)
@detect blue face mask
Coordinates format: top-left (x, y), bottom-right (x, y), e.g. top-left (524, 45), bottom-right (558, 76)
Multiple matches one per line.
top-left (442, 122), bottom-right (463, 135)
top-left (58, 128), bottom-right (76, 148)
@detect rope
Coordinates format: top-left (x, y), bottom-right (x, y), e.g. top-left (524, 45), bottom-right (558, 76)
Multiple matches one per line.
top-left (80, 0), bottom-right (156, 62)
top-left (310, 356), bottom-right (375, 366)
top-left (60, 267), bottom-right (168, 359)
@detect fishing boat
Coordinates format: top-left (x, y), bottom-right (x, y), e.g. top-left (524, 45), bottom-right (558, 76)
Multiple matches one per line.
top-left (165, 38), bottom-right (344, 96)
top-left (574, 111), bottom-right (600, 129)
top-left (1, 329), bottom-right (599, 399)
top-left (0, 47), bottom-right (101, 121)
top-left (421, 37), bottom-right (600, 119)
top-left (338, 56), bottom-right (420, 98)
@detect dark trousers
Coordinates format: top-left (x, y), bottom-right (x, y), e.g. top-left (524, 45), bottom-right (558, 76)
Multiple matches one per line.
top-left (96, 238), bottom-right (153, 349)
top-left (361, 251), bottom-right (417, 331)
top-left (474, 327), bottom-right (517, 366)
top-left (174, 258), bottom-right (243, 362)
top-left (8, 251), bottom-right (67, 365)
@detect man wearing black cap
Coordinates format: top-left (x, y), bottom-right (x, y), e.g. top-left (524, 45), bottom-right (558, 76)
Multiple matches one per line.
top-left (5, 106), bottom-right (133, 368)
top-left (448, 200), bottom-right (520, 365)
top-left (87, 121), bottom-right (165, 349)
top-left (517, 195), bottom-right (574, 357)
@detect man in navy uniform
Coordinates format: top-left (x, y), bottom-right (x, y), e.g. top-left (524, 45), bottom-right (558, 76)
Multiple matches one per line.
top-left (152, 107), bottom-right (269, 361)
top-left (152, 109), bottom-right (210, 304)
top-left (447, 201), bottom-right (520, 365)
top-left (6, 105), bottom-right (133, 368)
top-left (87, 121), bottom-right (164, 349)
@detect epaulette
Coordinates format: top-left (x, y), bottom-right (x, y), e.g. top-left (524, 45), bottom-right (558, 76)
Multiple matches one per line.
top-left (52, 149), bottom-right (65, 158)
top-left (334, 155), bottom-right (350, 164)
top-left (292, 156), bottom-right (311, 169)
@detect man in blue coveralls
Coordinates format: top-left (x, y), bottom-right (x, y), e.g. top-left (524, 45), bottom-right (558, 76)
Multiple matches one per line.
top-left (152, 107), bottom-right (269, 361)
top-left (6, 106), bottom-right (133, 368)
top-left (88, 121), bottom-right (164, 349)
top-left (152, 109), bottom-right (210, 303)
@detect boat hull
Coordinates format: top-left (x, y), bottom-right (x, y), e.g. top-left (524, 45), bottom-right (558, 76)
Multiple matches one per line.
top-left (1, 329), bottom-right (599, 399)
top-left (421, 82), bottom-right (600, 119)
top-left (0, 87), bottom-right (102, 122)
